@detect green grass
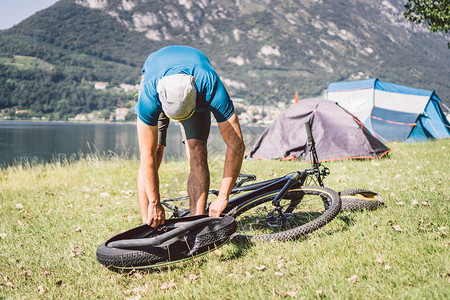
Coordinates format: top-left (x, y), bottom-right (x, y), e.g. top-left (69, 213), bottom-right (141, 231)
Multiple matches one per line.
top-left (0, 140), bottom-right (449, 299)
top-left (0, 55), bottom-right (53, 71)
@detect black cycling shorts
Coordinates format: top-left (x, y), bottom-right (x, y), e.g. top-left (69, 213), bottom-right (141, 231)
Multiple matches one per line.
top-left (157, 110), bottom-right (211, 146)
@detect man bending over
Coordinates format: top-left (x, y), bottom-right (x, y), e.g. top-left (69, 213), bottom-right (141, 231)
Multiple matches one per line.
top-left (135, 45), bottom-right (245, 227)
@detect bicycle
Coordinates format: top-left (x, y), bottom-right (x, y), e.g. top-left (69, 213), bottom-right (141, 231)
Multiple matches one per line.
top-left (161, 122), bottom-right (341, 242)
top-left (97, 121), bottom-right (382, 270)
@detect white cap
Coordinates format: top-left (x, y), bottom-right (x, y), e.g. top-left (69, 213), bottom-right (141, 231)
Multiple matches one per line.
top-left (157, 74), bottom-right (197, 120)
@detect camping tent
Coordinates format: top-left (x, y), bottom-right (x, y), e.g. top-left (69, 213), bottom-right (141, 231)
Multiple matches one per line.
top-left (248, 98), bottom-right (390, 162)
top-left (325, 78), bottom-right (450, 143)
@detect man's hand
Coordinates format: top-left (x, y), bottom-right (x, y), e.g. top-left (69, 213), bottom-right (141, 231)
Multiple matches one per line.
top-left (146, 202), bottom-right (166, 228)
top-left (208, 196), bottom-right (228, 217)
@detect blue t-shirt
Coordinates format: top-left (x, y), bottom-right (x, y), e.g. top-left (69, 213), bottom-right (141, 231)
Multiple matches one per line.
top-left (136, 46), bottom-right (234, 126)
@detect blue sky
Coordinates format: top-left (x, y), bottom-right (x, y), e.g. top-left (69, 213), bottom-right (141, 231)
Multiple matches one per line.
top-left (0, 0), bottom-right (60, 30)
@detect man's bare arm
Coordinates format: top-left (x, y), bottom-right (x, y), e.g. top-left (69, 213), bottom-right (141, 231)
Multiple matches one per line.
top-left (209, 113), bottom-right (245, 217)
top-left (137, 118), bottom-right (165, 227)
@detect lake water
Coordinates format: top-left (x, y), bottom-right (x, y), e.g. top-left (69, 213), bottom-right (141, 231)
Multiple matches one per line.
top-left (0, 121), bottom-right (265, 168)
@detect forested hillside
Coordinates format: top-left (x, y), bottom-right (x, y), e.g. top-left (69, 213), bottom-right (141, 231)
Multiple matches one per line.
top-left (0, 0), bottom-right (448, 120)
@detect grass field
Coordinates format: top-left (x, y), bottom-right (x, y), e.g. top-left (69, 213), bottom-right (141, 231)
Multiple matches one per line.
top-left (0, 139), bottom-right (449, 299)
top-left (0, 56), bottom-right (53, 71)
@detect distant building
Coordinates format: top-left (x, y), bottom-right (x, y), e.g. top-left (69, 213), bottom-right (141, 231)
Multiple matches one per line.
top-left (15, 110), bottom-right (29, 115)
top-left (115, 108), bottom-right (129, 121)
top-left (120, 83), bottom-right (138, 92)
top-left (94, 82), bottom-right (109, 90)
top-left (73, 114), bottom-right (88, 121)
top-left (15, 110), bottom-right (30, 118)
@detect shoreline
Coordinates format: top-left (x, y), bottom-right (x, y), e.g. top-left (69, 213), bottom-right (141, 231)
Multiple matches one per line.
top-left (0, 118), bottom-right (267, 128)
top-left (0, 118), bottom-right (137, 125)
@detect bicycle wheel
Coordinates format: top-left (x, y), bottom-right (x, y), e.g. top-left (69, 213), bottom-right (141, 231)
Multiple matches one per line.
top-left (96, 215), bottom-right (236, 270)
top-left (339, 189), bottom-right (384, 211)
top-left (228, 186), bottom-right (341, 242)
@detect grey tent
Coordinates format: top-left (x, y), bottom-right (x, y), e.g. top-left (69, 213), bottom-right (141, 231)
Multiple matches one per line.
top-left (248, 98), bottom-right (390, 161)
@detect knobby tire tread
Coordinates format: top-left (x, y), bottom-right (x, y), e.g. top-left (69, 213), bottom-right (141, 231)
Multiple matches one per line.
top-left (229, 186), bottom-right (341, 242)
top-left (339, 189), bottom-right (384, 211)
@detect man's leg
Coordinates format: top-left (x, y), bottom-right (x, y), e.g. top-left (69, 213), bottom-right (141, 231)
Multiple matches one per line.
top-left (180, 110), bottom-right (211, 215)
top-left (155, 145), bottom-right (164, 169)
top-left (185, 139), bottom-right (209, 215)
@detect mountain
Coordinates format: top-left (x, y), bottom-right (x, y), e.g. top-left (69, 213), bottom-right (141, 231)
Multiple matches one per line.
top-left (0, 0), bottom-right (449, 120)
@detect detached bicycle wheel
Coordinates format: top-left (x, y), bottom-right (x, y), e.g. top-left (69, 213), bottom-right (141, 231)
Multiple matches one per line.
top-left (339, 189), bottom-right (384, 211)
top-left (96, 215), bottom-right (236, 270)
top-left (228, 186), bottom-right (341, 242)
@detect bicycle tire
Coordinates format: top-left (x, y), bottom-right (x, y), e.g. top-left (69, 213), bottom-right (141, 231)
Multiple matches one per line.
top-left (339, 189), bottom-right (384, 211)
top-left (96, 215), bottom-right (236, 270)
top-left (228, 186), bottom-right (341, 242)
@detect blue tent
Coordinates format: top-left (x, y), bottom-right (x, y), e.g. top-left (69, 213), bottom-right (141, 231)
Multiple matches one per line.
top-left (325, 78), bottom-right (450, 143)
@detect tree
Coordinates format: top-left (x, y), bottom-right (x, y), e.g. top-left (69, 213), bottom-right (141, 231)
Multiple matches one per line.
top-left (403, 0), bottom-right (450, 47)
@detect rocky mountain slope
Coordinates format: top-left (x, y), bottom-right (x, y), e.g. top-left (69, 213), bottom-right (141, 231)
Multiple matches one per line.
top-left (0, 0), bottom-right (448, 118)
